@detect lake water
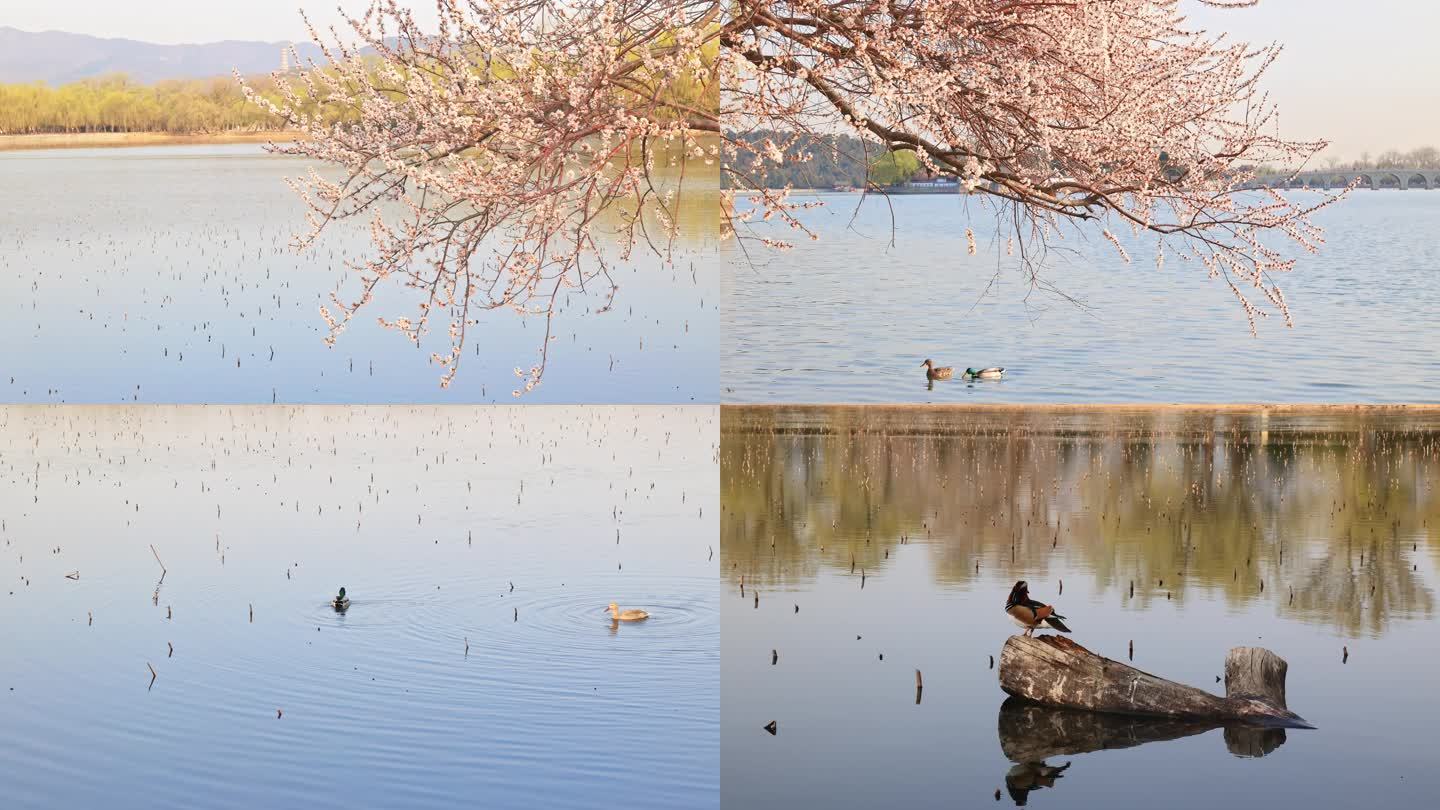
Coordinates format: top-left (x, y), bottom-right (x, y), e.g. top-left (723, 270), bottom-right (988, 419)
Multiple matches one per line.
top-left (721, 405), bottom-right (1440, 809)
top-left (0, 405), bottom-right (719, 809)
top-left (722, 191), bottom-right (1440, 403)
top-left (0, 145), bottom-right (718, 403)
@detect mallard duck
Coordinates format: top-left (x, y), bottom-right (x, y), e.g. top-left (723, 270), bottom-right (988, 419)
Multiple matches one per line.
top-left (964, 366), bottom-right (1005, 380)
top-left (921, 359), bottom-right (954, 380)
top-left (1005, 580), bottom-right (1070, 636)
top-left (332, 586), bottom-right (350, 611)
top-left (608, 602), bottom-right (649, 621)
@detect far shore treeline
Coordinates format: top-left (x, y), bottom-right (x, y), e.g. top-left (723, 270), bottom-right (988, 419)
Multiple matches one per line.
top-left (723, 131), bottom-right (897, 190)
top-left (0, 74), bottom-right (306, 135)
top-left (725, 132), bottom-right (1440, 190)
top-left (4, 73), bottom-right (1433, 183)
top-left (0, 47), bottom-right (715, 138)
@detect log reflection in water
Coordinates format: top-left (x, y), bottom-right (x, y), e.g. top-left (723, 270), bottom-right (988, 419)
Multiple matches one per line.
top-left (996, 697), bottom-right (1287, 804)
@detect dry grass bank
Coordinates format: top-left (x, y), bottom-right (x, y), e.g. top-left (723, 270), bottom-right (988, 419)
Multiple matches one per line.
top-left (0, 130), bottom-right (301, 151)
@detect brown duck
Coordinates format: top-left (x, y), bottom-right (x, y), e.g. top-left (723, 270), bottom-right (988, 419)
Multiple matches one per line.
top-left (921, 359), bottom-right (954, 380)
top-left (1005, 580), bottom-right (1071, 636)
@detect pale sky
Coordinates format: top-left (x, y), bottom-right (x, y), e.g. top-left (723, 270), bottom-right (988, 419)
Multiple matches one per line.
top-left (5, 0), bottom-right (1436, 160)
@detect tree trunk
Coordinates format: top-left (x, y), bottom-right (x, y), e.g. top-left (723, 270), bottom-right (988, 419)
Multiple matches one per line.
top-left (997, 635), bottom-right (1312, 729)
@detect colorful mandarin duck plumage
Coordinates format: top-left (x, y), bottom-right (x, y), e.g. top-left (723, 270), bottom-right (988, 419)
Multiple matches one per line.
top-left (1005, 580), bottom-right (1071, 636)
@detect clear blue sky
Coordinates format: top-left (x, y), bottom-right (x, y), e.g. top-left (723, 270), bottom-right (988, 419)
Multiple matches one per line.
top-left (4, 0), bottom-right (1436, 159)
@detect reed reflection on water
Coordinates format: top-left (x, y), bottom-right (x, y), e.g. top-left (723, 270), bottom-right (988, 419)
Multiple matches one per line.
top-left (723, 406), bottom-right (1439, 636)
top-left (721, 405), bottom-right (1440, 809)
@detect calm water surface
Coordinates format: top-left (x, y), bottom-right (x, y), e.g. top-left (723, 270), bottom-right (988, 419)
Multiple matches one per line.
top-left (1, 405), bottom-right (718, 809)
top-left (0, 145), bottom-right (718, 403)
top-left (722, 405), bottom-right (1440, 808)
top-left (722, 192), bottom-right (1440, 402)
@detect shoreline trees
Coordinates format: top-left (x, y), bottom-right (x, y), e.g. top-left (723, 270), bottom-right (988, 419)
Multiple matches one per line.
top-left (0, 74), bottom-right (295, 135)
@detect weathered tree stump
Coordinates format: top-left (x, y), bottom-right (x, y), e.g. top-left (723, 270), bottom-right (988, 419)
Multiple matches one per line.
top-left (1224, 647), bottom-right (1289, 709)
top-left (998, 635), bottom-right (1312, 729)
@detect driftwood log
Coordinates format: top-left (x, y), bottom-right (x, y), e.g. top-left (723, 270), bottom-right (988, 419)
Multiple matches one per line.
top-left (998, 635), bottom-right (1312, 729)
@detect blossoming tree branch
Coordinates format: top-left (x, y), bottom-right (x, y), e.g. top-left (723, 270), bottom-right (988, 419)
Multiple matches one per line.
top-left (721, 0), bottom-right (1344, 330)
top-left (242, 0), bottom-right (721, 392)
top-left (248, 0), bottom-right (1339, 392)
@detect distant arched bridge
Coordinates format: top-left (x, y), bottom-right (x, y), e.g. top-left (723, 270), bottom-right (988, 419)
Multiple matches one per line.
top-left (1245, 169), bottom-right (1440, 190)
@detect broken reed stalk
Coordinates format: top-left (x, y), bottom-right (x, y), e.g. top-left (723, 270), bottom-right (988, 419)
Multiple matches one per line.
top-left (150, 544), bottom-right (166, 573)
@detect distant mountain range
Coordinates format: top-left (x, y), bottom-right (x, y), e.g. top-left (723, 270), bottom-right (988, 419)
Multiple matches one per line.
top-left (0, 26), bottom-right (328, 84)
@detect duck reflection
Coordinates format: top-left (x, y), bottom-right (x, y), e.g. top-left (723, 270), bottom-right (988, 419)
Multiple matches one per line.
top-left (996, 697), bottom-right (1286, 805)
top-left (1003, 760), bottom-right (1071, 806)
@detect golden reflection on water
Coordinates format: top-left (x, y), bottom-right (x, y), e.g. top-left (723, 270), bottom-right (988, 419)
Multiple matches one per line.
top-left (722, 406), bottom-right (1440, 636)
top-left (592, 135), bottom-right (720, 245)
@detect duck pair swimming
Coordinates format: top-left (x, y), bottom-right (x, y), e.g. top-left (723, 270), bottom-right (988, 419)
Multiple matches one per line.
top-left (332, 588), bottom-right (645, 621)
top-left (921, 359), bottom-right (1005, 381)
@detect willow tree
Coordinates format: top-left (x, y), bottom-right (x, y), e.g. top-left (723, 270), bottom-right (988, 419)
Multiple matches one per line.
top-left (720, 0), bottom-right (1343, 331)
